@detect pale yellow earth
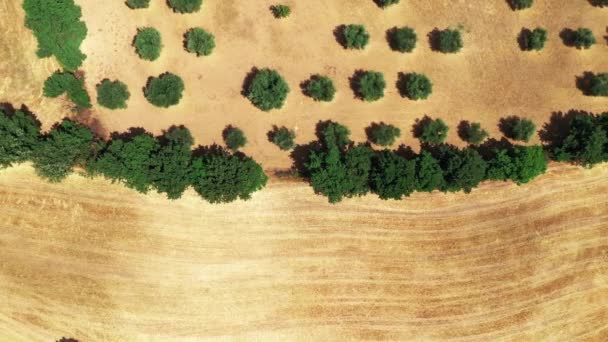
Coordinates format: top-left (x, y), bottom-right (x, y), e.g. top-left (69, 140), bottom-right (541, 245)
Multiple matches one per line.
top-left (0, 0), bottom-right (608, 341)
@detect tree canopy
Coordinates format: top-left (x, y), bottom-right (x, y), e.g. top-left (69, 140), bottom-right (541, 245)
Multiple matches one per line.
top-left (96, 79), bottom-right (130, 110)
top-left (399, 73), bottom-right (433, 100)
top-left (144, 73), bottom-right (185, 108)
top-left (389, 27), bottom-right (417, 53)
top-left (43, 71), bottom-right (91, 109)
top-left (134, 27), bottom-right (162, 61)
top-left (168, 0), bottom-right (203, 13)
top-left (246, 68), bottom-right (290, 111)
top-left (185, 28), bottom-right (215, 57)
top-left (305, 75), bottom-right (336, 102)
top-left (355, 71), bottom-right (386, 102)
top-left (0, 107), bottom-right (41, 169)
top-left (342, 25), bottom-right (370, 50)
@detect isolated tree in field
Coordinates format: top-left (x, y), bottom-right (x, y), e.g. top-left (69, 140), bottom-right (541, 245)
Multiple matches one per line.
top-left (269, 126), bottom-right (296, 150)
top-left (501, 116), bottom-right (536, 142)
top-left (134, 27), bottom-right (162, 61)
top-left (190, 147), bottom-right (268, 203)
top-left (144, 73), bottom-right (185, 108)
top-left (436, 146), bottom-right (487, 193)
top-left (223, 126), bottom-right (247, 151)
top-left (0, 108), bottom-right (41, 168)
top-left (520, 28), bottom-right (547, 51)
top-left (370, 150), bottom-right (416, 200)
top-left (552, 114), bottom-right (607, 167)
top-left (126, 0), bottom-right (150, 9)
top-left (375, 0), bottom-right (400, 8)
top-left (571, 28), bottom-right (596, 49)
top-left (185, 28), bottom-right (215, 56)
top-left (23, 0), bottom-right (87, 70)
top-left (43, 71), bottom-right (91, 109)
top-left (152, 126), bottom-right (195, 199)
top-left (342, 25), bottom-right (370, 49)
top-left (398, 73), bottom-right (433, 100)
top-left (416, 117), bottom-right (449, 144)
top-left (305, 75), bottom-right (336, 102)
top-left (415, 150), bottom-right (444, 192)
top-left (271, 4), bottom-right (291, 18)
top-left (168, 0), bottom-right (202, 13)
top-left (368, 122), bottom-right (401, 147)
top-left (32, 119), bottom-right (94, 182)
top-left (388, 27), bottom-right (417, 53)
top-left (587, 73), bottom-right (608, 96)
top-left (436, 29), bottom-right (463, 53)
top-left (96, 79), bottom-right (130, 109)
top-left (246, 68), bottom-right (290, 111)
top-left (510, 0), bottom-right (533, 10)
top-left (459, 121), bottom-right (488, 145)
top-left (355, 71), bottom-right (386, 102)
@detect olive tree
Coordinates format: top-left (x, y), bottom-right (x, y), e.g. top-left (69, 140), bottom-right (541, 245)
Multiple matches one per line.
top-left (245, 68), bottom-right (290, 111)
top-left (355, 71), bottom-right (386, 102)
top-left (144, 73), bottom-right (185, 108)
top-left (134, 27), bottom-right (162, 61)
top-left (185, 28), bottom-right (215, 56)
top-left (398, 73), bottom-right (433, 100)
top-left (96, 79), bottom-right (130, 109)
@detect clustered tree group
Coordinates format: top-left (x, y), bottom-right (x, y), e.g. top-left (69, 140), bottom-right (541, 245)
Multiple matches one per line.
top-left (0, 106), bottom-right (268, 202)
top-left (43, 71), bottom-right (92, 109)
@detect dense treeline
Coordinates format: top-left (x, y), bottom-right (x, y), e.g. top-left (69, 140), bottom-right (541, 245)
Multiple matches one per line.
top-left (0, 105), bottom-right (267, 203)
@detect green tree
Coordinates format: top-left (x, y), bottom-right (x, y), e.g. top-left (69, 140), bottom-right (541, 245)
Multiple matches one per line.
top-left (521, 28), bottom-right (547, 51)
top-left (417, 117), bottom-right (449, 144)
top-left (342, 25), bottom-right (370, 50)
top-left (246, 68), bottom-right (290, 111)
top-left (460, 121), bottom-right (488, 145)
top-left (510, 145), bottom-right (547, 184)
top-left (43, 71), bottom-right (91, 109)
top-left (510, 0), bottom-right (533, 10)
top-left (370, 150), bottom-right (416, 200)
top-left (185, 28), bottom-right (215, 56)
top-left (437, 146), bottom-right (487, 193)
top-left (23, 0), bottom-right (87, 71)
top-left (190, 147), bottom-right (268, 203)
top-left (269, 126), bottom-right (296, 150)
top-left (32, 119), bottom-right (94, 182)
top-left (134, 27), bottom-right (162, 61)
top-left (168, 0), bottom-right (202, 13)
top-left (0, 108), bottom-right (41, 168)
top-left (437, 29), bottom-right (463, 53)
top-left (552, 114), bottom-right (607, 167)
top-left (376, 0), bottom-right (400, 8)
top-left (151, 126), bottom-right (195, 199)
top-left (96, 79), bottom-right (130, 109)
top-left (144, 73), bottom-right (185, 108)
top-left (305, 75), bottom-right (336, 102)
top-left (502, 117), bottom-right (536, 142)
top-left (588, 73), bottom-right (608, 96)
top-left (126, 0), bottom-right (150, 9)
top-left (271, 4), bottom-right (291, 18)
top-left (356, 71), bottom-right (386, 102)
top-left (486, 148), bottom-right (516, 181)
top-left (399, 73), bottom-right (433, 100)
top-left (415, 150), bottom-right (444, 192)
top-left (223, 126), bottom-right (247, 151)
top-left (571, 28), bottom-right (596, 49)
top-left (368, 122), bottom-right (401, 147)
top-left (388, 26), bottom-right (417, 53)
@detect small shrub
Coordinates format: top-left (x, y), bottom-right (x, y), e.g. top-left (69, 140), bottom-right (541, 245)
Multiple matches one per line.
top-left (185, 28), bottom-right (215, 56)
top-left (588, 73), bottom-right (608, 96)
top-left (168, 0), bottom-right (202, 13)
top-left (43, 71), bottom-right (91, 109)
top-left (343, 25), bottom-right (370, 50)
top-left (223, 126), bottom-right (247, 151)
top-left (368, 122), bottom-right (401, 147)
top-left (134, 27), bottom-right (162, 61)
top-left (144, 73), bottom-right (185, 108)
top-left (520, 28), bottom-right (547, 51)
top-left (269, 126), bottom-right (296, 150)
top-left (96, 79), bottom-right (130, 109)
top-left (459, 121), bottom-right (488, 145)
top-left (389, 27), bottom-right (417, 53)
top-left (355, 71), bottom-right (386, 102)
top-left (126, 0), bottom-right (150, 9)
top-left (375, 0), bottom-right (400, 8)
top-left (271, 4), bottom-right (291, 18)
top-left (246, 68), bottom-right (290, 111)
top-left (510, 0), bottom-right (533, 10)
top-left (305, 75), bottom-right (336, 102)
top-left (416, 117), bottom-right (449, 144)
top-left (399, 73), bottom-right (433, 100)
top-left (436, 29), bottom-right (463, 53)
top-left (501, 116), bottom-right (536, 142)
top-left (571, 28), bottom-right (596, 49)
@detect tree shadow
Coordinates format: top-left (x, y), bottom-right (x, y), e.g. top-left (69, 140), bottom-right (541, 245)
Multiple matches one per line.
top-left (427, 28), bottom-right (441, 52)
top-left (498, 115), bottom-right (521, 140)
top-left (386, 27), bottom-right (399, 51)
top-left (192, 143), bottom-right (228, 158)
top-left (559, 28), bottom-right (576, 48)
top-left (109, 127), bottom-right (150, 141)
top-left (333, 25), bottom-right (347, 49)
top-left (221, 124), bottom-right (236, 142)
top-left (349, 70), bottom-right (367, 100)
top-left (0, 103), bottom-right (43, 128)
top-left (457, 120), bottom-right (472, 142)
top-left (472, 137), bottom-right (514, 159)
top-left (538, 110), bottom-right (583, 148)
top-left (575, 71), bottom-right (595, 96)
top-left (57, 338), bottom-right (79, 342)
top-left (395, 72), bottom-right (410, 98)
top-left (300, 74), bottom-right (324, 98)
top-left (412, 115), bottom-right (433, 139)
top-left (240, 67), bottom-right (259, 97)
top-left (517, 28), bottom-right (531, 51)
top-left (394, 144), bottom-right (416, 160)
top-left (364, 122), bottom-right (381, 143)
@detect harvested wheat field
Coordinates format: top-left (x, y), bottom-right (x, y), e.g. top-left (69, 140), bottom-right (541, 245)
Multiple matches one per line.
top-left (0, 163), bottom-right (607, 341)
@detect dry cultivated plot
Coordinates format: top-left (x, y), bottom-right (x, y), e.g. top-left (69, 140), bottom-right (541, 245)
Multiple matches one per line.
top-left (1, 0), bottom-right (608, 340)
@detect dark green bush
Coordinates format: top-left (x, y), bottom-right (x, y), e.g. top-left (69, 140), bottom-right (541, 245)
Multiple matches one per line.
top-left (185, 28), bottom-right (215, 56)
top-left (96, 79), bottom-right (130, 110)
top-left (126, 0), bottom-right (150, 9)
top-left (520, 28), bottom-right (547, 51)
top-left (32, 119), bottom-right (94, 182)
top-left (588, 73), bottom-right (608, 96)
top-left (399, 73), bottom-right (433, 100)
top-left (355, 71), bottom-right (386, 102)
top-left (375, 0), bottom-right (400, 8)
top-left (591, 0), bottom-right (608, 7)
top-left (223, 126), bottom-right (247, 151)
top-left (134, 27), bottom-right (162, 61)
top-left (144, 73), bottom-right (185, 108)
top-left (151, 127), bottom-right (195, 199)
top-left (305, 75), bottom-right (336, 102)
top-left (0, 107), bottom-right (41, 168)
top-left (389, 27), bottom-right (417, 53)
top-left (269, 126), bottom-right (296, 150)
top-left (246, 68), bottom-right (290, 111)
top-left (510, 0), bottom-right (533, 10)
top-left (571, 28), bottom-right (596, 49)
top-left (23, 0), bottom-right (87, 71)
top-left (168, 0), bottom-right (202, 13)
top-left (370, 150), bottom-right (416, 200)
top-left (487, 145), bottom-right (547, 184)
top-left (417, 117), bottom-right (449, 144)
top-left (501, 116), bottom-right (536, 142)
top-left (436, 29), bottom-right (463, 53)
top-left (43, 71), bottom-right (91, 109)
top-left (368, 122), bottom-right (401, 147)
top-left (459, 121), bottom-right (488, 145)
top-left (436, 146), bottom-right (487, 193)
top-left (415, 151), bottom-right (444, 192)
top-left (271, 4), bottom-right (291, 18)
top-left (552, 113), bottom-right (608, 167)
top-left (343, 25), bottom-right (370, 49)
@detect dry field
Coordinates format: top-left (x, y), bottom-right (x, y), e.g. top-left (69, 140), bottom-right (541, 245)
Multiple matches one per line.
top-left (1, 0), bottom-right (608, 341)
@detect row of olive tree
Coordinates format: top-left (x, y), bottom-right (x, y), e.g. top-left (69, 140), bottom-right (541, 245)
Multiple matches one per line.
top-left (0, 105), bottom-right (268, 203)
